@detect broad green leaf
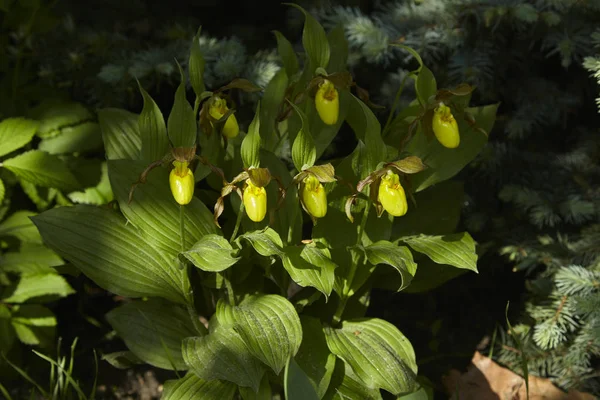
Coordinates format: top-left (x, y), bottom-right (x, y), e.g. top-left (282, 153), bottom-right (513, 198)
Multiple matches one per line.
top-left (138, 84), bottom-right (169, 162)
top-left (290, 102), bottom-right (316, 172)
top-left (0, 178), bottom-right (4, 204)
top-left (32, 101), bottom-right (92, 139)
top-left (239, 375), bottom-right (271, 400)
top-left (0, 305), bottom-right (16, 354)
top-left (38, 122), bottom-right (103, 154)
top-left (162, 373), bottom-right (236, 400)
top-left (363, 241), bottom-right (417, 291)
top-left (283, 245), bottom-right (337, 299)
top-left (68, 162), bottom-right (113, 205)
top-left (392, 181), bottom-right (463, 237)
top-left (324, 359), bottom-right (383, 400)
top-left (106, 299), bottom-right (197, 370)
top-left (189, 27), bottom-right (206, 96)
top-left (241, 103), bottom-right (262, 169)
top-left (389, 255), bottom-right (466, 293)
top-left (237, 227), bottom-right (284, 257)
top-left (2, 273), bottom-right (74, 303)
top-left (182, 234), bottom-right (240, 272)
top-left (408, 103), bottom-right (499, 191)
top-left (217, 294), bottom-right (302, 374)
top-left (285, 357), bottom-right (320, 400)
top-left (287, 4), bottom-right (330, 70)
top-left (167, 65), bottom-right (197, 148)
top-left (401, 232), bottom-right (478, 273)
top-left (32, 205), bottom-right (188, 304)
top-left (415, 66), bottom-right (436, 106)
top-left (260, 69), bottom-right (288, 151)
top-left (101, 351), bottom-right (144, 369)
top-left (183, 325), bottom-right (266, 391)
top-left (296, 316), bottom-right (336, 398)
top-left (346, 95), bottom-right (386, 179)
top-left (0, 243), bottom-right (63, 274)
top-left (10, 305), bottom-right (56, 346)
top-left (98, 108), bottom-right (142, 160)
top-left (274, 30), bottom-right (298, 77)
top-left (327, 25), bottom-right (349, 73)
top-left (324, 319), bottom-right (418, 396)
top-left (108, 159), bottom-right (217, 255)
top-left (0, 117), bottom-right (38, 157)
top-left (3, 150), bottom-right (80, 191)
top-left (0, 210), bottom-right (41, 243)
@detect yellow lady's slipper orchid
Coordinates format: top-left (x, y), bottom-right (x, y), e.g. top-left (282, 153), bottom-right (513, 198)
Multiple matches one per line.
top-left (301, 174), bottom-right (327, 218)
top-left (315, 79), bottom-right (339, 126)
top-left (432, 102), bottom-right (460, 149)
top-left (243, 179), bottom-right (267, 222)
top-left (169, 160), bottom-right (195, 205)
top-left (209, 97), bottom-right (239, 138)
top-left (378, 170), bottom-right (408, 217)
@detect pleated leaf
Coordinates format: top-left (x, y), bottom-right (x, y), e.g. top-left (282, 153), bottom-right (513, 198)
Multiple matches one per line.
top-left (138, 84), bottom-right (169, 162)
top-left (282, 245), bottom-right (337, 299)
top-left (98, 108), bottom-right (142, 160)
top-left (324, 318), bottom-right (418, 396)
top-left (217, 295), bottom-right (302, 375)
top-left (287, 3), bottom-right (330, 69)
top-left (237, 227), bottom-right (284, 257)
top-left (364, 241), bottom-right (417, 291)
top-left (32, 205), bottom-right (188, 304)
top-left (108, 159), bottom-right (217, 255)
top-left (106, 299), bottom-right (197, 370)
top-left (182, 234), bottom-right (240, 272)
top-left (182, 325), bottom-right (266, 391)
top-left (167, 65), bottom-right (197, 148)
top-left (162, 373), bottom-right (236, 400)
top-left (401, 232), bottom-right (478, 273)
top-left (241, 103), bottom-right (262, 169)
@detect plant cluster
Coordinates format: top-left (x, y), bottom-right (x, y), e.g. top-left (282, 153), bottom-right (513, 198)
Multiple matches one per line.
top-left (23, 4), bottom-right (498, 399)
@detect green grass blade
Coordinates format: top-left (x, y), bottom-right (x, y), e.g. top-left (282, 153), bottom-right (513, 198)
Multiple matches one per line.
top-left (1, 353), bottom-right (49, 398)
top-left (0, 382), bottom-right (14, 400)
top-left (32, 350), bottom-right (87, 400)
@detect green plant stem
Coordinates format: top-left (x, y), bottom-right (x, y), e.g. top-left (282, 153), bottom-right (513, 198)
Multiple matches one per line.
top-left (230, 199), bottom-right (245, 243)
top-left (332, 201), bottom-right (370, 325)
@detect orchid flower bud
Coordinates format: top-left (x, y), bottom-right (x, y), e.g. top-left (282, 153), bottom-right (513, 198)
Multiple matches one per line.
top-left (432, 102), bottom-right (460, 149)
top-left (169, 160), bottom-right (195, 205)
top-left (301, 174), bottom-right (327, 218)
top-left (209, 97), bottom-right (239, 138)
top-left (378, 170), bottom-right (408, 217)
top-left (315, 79), bottom-right (339, 126)
top-left (243, 179), bottom-right (267, 222)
